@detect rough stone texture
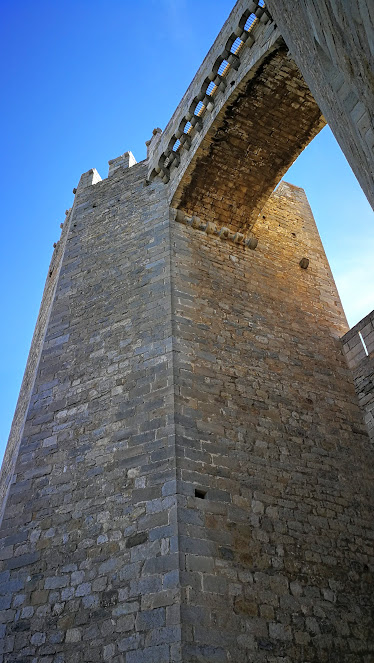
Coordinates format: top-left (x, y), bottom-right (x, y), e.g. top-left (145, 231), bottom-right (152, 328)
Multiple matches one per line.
top-left (0, 162), bottom-right (182, 663)
top-left (342, 309), bottom-right (374, 442)
top-left (172, 181), bottom-right (374, 662)
top-left (265, 0), bottom-right (374, 211)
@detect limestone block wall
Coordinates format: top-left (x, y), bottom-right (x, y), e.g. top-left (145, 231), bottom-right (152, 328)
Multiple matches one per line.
top-left (171, 182), bottom-right (374, 661)
top-left (266, 0), bottom-right (374, 210)
top-left (342, 310), bottom-right (374, 442)
top-left (0, 162), bottom-right (183, 663)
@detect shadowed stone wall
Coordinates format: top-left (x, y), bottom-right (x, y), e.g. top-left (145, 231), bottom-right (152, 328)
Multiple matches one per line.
top-left (342, 310), bottom-right (374, 442)
top-left (174, 47), bottom-right (324, 233)
top-left (0, 207), bottom-right (71, 525)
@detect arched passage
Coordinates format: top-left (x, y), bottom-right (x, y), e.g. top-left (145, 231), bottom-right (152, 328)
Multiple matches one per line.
top-left (172, 46), bottom-right (325, 233)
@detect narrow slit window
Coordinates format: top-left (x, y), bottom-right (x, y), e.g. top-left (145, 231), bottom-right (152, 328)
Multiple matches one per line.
top-left (358, 331), bottom-right (369, 356)
top-left (195, 488), bottom-right (207, 499)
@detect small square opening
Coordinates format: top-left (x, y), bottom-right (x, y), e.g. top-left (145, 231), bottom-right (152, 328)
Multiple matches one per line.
top-left (195, 488), bottom-right (207, 499)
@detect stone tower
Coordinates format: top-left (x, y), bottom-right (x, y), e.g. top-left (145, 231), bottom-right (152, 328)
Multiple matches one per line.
top-left (1, 1), bottom-right (373, 662)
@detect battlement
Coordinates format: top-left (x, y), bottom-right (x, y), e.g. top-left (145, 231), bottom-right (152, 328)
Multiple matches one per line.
top-left (75, 151), bottom-right (138, 193)
top-left (108, 151), bottom-right (137, 177)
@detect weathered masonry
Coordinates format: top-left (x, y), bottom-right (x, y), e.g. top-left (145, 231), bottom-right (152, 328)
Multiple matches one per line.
top-left (1, 1), bottom-right (373, 662)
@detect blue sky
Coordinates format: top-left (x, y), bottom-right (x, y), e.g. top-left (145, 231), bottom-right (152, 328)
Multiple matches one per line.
top-left (0, 0), bottom-right (373, 462)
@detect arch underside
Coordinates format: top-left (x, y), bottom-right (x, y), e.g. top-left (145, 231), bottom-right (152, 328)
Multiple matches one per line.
top-left (172, 46), bottom-right (326, 234)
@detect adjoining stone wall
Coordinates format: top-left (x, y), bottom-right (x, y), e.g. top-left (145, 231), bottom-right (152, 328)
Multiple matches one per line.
top-left (172, 182), bottom-right (374, 661)
top-left (266, 0), bottom-right (374, 210)
top-left (0, 162), bottom-right (183, 662)
top-left (342, 310), bottom-right (374, 442)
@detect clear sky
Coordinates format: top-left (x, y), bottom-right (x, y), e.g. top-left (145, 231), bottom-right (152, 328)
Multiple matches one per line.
top-left (0, 0), bottom-right (373, 463)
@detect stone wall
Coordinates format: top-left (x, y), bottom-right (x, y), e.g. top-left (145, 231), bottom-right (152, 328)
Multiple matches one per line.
top-left (342, 310), bottom-right (374, 442)
top-left (266, 0), bottom-right (374, 210)
top-left (0, 162), bottom-right (183, 663)
top-left (171, 181), bottom-right (374, 661)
